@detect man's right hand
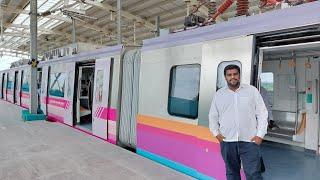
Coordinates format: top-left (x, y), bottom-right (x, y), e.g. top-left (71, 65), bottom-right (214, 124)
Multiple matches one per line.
top-left (216, 134), bottom-right (225, 142)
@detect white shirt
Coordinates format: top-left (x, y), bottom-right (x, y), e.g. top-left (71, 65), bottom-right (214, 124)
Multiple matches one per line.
top-left (209, 84), bottom-right (268, 142)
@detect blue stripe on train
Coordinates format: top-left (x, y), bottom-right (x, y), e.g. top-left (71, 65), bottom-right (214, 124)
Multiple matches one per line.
top-left (137, 148), bottom-right (214, 180)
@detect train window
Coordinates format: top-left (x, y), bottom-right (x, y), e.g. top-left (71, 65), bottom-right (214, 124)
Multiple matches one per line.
top-left (261, 72), bottom-right (274, 92)
top-left (95, 70), bottom-right (104, 103)
top-left (7, 73), bottom-right (13, 90)
top-left (260, 72), bottom-right (274, 104)
top-left (21, 70), bottom-right (30, 92)
top-left (168, 64), bottom-right (201, 119)
top-left (49, 72), bottom-right (66, 98)
top-left (216, 61), bottom-right (242, 91)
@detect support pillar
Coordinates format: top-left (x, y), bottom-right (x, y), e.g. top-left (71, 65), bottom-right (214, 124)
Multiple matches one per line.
top-left (30, 0), bottom-right (38, 114)
top-left (22, 0), bottom-right (46, 121)
top-left (117, 0), bottom-right (122, 44)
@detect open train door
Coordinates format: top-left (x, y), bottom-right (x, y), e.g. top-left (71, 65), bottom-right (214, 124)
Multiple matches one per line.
top-left (64, 62), bottom-right (76, 126)
top-left (305, 58), bottom-right (319, 152)
top-left (92, 58), bottom-right (112, 140)
top-left (40, 66), bottom-right (49, 115)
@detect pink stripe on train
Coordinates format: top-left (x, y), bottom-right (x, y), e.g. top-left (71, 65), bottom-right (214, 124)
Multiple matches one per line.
top-left (7, 90), bottom-right (13, 95)
top-left (20, 92), bottom-right (30, 99)
top-left (137, 123), bottom-right (228, 180)
top-left (47, 97), bottom-right (70, 109)
top-left (94, 107), bottom-right (117, 121)
top-left (47, 112), bottom-right (64, 123)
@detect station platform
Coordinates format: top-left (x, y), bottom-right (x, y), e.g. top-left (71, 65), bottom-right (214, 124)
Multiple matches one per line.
top-left (1, 100), bottom-right (320, 180)
top-left (0, 101), bottom-right (191, 180)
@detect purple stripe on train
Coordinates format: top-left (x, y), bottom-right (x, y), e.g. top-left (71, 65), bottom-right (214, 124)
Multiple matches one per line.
top-left (137, 123), bottom-right (246, 180)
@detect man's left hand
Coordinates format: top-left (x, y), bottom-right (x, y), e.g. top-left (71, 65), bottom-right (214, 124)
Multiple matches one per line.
top-left (251, 136), bottom-right (263, 145)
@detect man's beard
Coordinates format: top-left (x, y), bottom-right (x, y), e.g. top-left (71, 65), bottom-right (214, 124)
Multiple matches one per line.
top-left (227, 80), bottom-right (240, 89)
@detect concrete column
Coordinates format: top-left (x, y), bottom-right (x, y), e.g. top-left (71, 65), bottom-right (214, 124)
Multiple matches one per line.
top-left (30, 0), bottom-right (38, 114)
top-left (117, 0), bottom-right (122, 44)
top-left (155, 16), bottom-right (160, 37)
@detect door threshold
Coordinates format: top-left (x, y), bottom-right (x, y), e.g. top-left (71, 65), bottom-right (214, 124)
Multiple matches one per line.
top-left (264, 136), bottom-right (304, 148)
top-left (74, 124), bottom-right (92, 134)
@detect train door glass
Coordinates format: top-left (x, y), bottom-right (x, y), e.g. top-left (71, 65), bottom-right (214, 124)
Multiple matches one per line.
top-left (14, 71), bottom-right (18, 104)
top-left (76, 64), bottom-right (95, 132)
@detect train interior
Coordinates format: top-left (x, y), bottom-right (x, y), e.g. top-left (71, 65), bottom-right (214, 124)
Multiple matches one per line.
top-left (260, 43), bottom-right (320, 148)
top-left (75, 61), bottom-right (95, 132)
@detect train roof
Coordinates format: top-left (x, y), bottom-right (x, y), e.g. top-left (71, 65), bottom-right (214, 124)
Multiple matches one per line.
top-left (39, 44), bottom-right (124, 66)
top-left (142, 1), bottom-right (320, 51)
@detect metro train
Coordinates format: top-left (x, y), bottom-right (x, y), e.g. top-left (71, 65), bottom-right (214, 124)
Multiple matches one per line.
top-left (1, 2), bottom-right (320, 180)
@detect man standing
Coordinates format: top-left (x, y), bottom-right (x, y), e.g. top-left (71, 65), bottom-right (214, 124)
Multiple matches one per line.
top-left (209, 65), bottom-right (268, 180)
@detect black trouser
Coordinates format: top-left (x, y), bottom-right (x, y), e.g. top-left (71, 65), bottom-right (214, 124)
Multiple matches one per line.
top-left (220, 141), bottom-right (263, 180)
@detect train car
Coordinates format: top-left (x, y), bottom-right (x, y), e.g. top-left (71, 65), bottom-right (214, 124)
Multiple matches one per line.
top-left (38, 45), bottom-right (141, 144)
top-left (0, 45), bottom-right (141, 145)
top-left (0, 2), bottom-right (320, 180)
top-left (136, 2), bottom-right (320, 180)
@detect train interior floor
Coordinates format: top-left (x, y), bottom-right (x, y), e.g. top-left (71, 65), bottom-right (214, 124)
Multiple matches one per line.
top-left (0, 101), bottom-right (190, 180)
top-left (0, 100), bottom-right (320, 180)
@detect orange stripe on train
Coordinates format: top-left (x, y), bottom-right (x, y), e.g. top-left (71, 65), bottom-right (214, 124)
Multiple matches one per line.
top-left (137, 114), bottom-right (219, 143)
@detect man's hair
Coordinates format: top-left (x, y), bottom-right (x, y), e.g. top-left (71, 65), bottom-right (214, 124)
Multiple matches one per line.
top-left (224, 64), bottom-right (241, 76)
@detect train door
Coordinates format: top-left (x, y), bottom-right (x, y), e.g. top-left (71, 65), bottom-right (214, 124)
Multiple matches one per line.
top-left (6, 73), bottom-right (9, 101)
top-left (258, 42), bottom-right (320, 152)
top-left (1, 73), bottom-right (4, 99)
top-left (198, 36), bottom-right (255, 126)
top-left (305, 57), bottom-right (319, 152)
top-left (40, 66), bottom-right (49, 115)
top-left (16, 71), bottom-right (21, 105)
top-left (64, 62), bottom-right (75, 126)
top-left (92, 58), bottom-right (112, 139)
top-left (14, 71), bottom-right (19, 104)
top-left (75, 61), bottom-right (95, 131)
top-left (21, 69), bottom-right (30, 109)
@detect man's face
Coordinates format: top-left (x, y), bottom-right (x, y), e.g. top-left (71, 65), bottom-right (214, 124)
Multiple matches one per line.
top-left (225, 69), bottom-right (240, 88)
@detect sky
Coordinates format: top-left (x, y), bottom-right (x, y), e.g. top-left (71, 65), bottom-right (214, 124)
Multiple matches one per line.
top-left (0, 56), bottom-right (21, 71)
